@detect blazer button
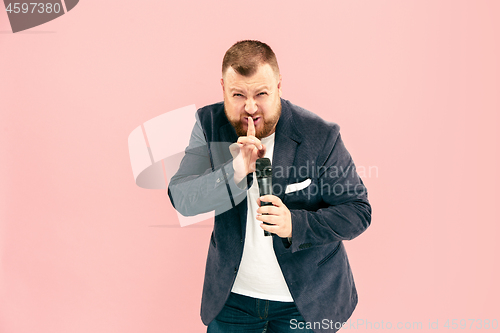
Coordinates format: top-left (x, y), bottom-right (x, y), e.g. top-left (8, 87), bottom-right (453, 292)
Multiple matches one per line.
top-left (240, 238), bottom-right (243, 243)
top-left (216, 178), bottom-right (221, 183)
top-left (234, 267), bottom-right (238, 274)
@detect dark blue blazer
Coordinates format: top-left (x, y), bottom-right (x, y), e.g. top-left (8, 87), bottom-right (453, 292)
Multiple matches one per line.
top-left (168, 99), bottom-right (371, 332)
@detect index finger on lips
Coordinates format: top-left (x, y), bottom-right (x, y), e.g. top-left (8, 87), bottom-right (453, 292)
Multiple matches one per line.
top-left (247, 116), bottom-right (256, 137)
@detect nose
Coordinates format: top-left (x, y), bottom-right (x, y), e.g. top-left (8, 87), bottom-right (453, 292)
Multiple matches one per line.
top-left (244, 98), bottom-right (258, 114)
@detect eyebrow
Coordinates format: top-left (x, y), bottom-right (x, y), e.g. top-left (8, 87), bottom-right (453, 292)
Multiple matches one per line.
top-left (229, 85), bottom-right (270, 93)
top-left (255, 85), bottom-right (270, 91)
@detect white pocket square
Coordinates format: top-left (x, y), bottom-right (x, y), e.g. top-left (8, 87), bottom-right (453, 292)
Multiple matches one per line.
top-left (285, 178), bottom-right (312, 194)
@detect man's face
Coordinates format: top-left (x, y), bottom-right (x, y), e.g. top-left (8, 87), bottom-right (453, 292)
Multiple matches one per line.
top-left (221, 63), bottom-right (282, 139)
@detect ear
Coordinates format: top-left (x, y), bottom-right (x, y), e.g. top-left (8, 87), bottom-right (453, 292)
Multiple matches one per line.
top-left (277, 74), bottom-right (282, 98)
top-left (220, 78), bottom-right (225, 93)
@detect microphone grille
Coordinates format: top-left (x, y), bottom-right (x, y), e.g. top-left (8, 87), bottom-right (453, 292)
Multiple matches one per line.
top-left (255, 158), bottom-right (272, 178)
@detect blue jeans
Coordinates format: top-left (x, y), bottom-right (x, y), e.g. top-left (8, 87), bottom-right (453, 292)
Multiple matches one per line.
top-left (207, 292), bottom-right (314, 333)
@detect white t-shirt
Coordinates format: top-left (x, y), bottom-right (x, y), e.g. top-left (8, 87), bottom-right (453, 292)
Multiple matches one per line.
top-left (231, 133), bottom-right (294, 302)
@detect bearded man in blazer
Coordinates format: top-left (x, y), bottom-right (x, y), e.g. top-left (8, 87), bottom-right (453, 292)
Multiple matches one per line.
top-left (168, 40), bottom-right (371, 333)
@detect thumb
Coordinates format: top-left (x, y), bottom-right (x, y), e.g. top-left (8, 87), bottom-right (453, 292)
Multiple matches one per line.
top-left (229, 143), bottom-right (242, 158)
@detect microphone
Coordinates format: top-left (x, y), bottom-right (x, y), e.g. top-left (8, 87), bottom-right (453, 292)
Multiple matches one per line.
top-left (255, 158), bottom-right (273, 236)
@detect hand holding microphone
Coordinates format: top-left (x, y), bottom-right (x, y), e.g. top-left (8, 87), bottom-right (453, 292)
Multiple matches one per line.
top-left (255, 158), bottom-right (292, 239)
top-left (256, 192), bottom-right (293, 239)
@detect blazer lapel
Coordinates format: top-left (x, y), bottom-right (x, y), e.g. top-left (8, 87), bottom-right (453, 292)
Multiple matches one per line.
top-left (272, 99), bottom-right (301, 200)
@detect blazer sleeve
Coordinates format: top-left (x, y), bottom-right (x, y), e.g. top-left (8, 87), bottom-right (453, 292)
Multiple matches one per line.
top-left (287, 128), bottom-right (372, 253)
top-left (167, 114), bottom-right (248, 217)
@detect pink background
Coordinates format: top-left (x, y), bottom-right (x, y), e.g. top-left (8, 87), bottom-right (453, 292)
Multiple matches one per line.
top-left (1, 1), bottom-right (499, 332)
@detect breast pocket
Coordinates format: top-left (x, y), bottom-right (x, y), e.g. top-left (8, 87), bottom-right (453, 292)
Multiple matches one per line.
top-left (285, 178), bottom-right (312, 194)
top-left (284, 178), bottom-right (321, 209)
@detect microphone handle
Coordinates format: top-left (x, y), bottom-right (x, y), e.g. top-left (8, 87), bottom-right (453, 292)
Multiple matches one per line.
top-left (261, 201), bottom-right (273, 236)
top-left (258, 177), bottom-right (273, 237)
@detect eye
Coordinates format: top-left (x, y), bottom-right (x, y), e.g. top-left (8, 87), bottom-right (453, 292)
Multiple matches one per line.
top-left (258, 92), bottom-right (268, 96)
top-left (233, 93), bottom-right (243, 97)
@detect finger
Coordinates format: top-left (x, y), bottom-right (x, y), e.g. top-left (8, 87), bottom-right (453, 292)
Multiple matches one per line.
top-left (257, 205), bottom-right (279, 215)
top-left (260, 223), bottom-right (279, 234)
top-left (256, 196), bottom-right (273, 207)
top-left (257, 214), bottom-right (277, 224)
top-left (247, 116), bottom-right (256, 137)
top-left (257, 144), bottom-right (266, 158)
top-left (256, 195), bottom-right (270, 207)
top-left (259, 195), bottom-right (282, 206)
top-left (237, 136), bottom-right (263, 150)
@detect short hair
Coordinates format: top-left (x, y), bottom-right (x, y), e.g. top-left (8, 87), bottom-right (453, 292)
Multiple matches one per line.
top-left (222, 40), bottom-right (280, 78)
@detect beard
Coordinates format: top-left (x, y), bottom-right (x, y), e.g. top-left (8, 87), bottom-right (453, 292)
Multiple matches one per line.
top-left (224, 102), bottom-right (282, 139)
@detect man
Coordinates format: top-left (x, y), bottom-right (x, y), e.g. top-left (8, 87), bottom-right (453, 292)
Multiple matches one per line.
top-left (168, 40), bottom-right (371, 333)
